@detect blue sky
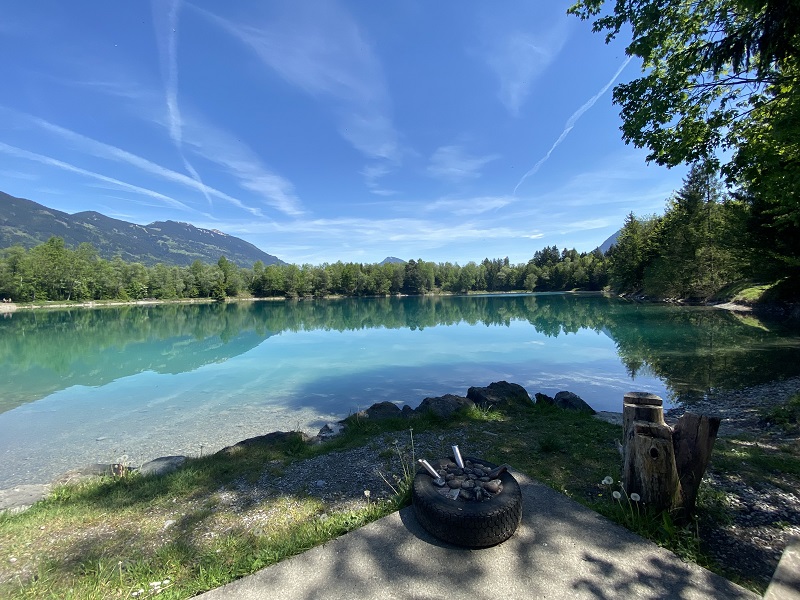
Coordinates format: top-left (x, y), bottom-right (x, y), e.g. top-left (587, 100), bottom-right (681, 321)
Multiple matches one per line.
top-left (0, 1), bottom-right (688, 265)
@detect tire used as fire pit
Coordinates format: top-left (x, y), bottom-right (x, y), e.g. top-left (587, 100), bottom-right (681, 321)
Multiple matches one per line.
top-left (412, 457), bottom-right (522, 548)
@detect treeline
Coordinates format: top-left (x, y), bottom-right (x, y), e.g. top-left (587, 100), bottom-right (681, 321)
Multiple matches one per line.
top-left (606, 163), bottom-right (788, 300)
top-left (0, 237), bottom-right (609, 302)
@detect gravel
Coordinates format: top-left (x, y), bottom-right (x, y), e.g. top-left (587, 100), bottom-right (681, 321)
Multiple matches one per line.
top-left (666, 376), bottom-right (800, 588)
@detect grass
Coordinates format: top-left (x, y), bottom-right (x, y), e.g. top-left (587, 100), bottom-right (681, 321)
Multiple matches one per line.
top-left (762, 393), bottom-right (800, 435)
top-left (1, 399), bottom-right (797, 597)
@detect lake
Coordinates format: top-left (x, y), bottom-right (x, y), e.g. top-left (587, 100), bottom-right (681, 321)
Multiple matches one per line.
top-left (2, 293), bottom-right (799, 488)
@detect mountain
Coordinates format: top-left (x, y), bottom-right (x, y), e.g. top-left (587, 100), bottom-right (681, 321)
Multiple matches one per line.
top-left (380, 256), bottom-right (406, 265)
top-left (0, 191), bottom-right (283, 268)
top-left (598, 230), bottom-right (621, 254)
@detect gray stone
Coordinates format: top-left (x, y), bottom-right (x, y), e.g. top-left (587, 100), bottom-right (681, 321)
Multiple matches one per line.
top-left (415, 394), bottom-right (474, 419)
top-left (219, 431), bottom-right (310, 455)
top-left (484, 480), bottom-right (502, 494)
top-left (139, 456), bottom-right (187, 477)
top-left (53, 463), bottom-right (130, 485)
top-left (466, 381), bottom-right (532, 409)
top-left (553, 391), bottom-right (596, 414)
top-left (358, 401), bottom-right (402, 420)
top-left (534, 392), bottom-right (555, 406)
top-left (317, 422), bottom-right (345, 439)
top-left (0, 484), bottom-right (51, 514)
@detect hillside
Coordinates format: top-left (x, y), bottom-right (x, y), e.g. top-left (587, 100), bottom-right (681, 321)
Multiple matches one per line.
top-left (0, 191), bottom-right (283, 268)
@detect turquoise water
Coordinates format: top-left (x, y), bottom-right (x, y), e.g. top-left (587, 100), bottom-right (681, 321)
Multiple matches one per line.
top-left (1, 294), bottom-right (799, 487)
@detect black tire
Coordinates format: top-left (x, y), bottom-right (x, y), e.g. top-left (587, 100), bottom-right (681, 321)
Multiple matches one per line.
top-left (412, 457), bottom-right (522, 548)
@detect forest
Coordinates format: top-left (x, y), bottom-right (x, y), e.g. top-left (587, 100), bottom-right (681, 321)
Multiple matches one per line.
top-left (571, 0), bottom-right (799, 302)
top-left (0, 236), bottom-right (609, 302)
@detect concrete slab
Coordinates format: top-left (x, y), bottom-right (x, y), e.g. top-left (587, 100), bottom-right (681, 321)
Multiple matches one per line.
top-left (765, 537), bottom-right (800, 600)
top-left (197, 473), bottom-right (757, 600)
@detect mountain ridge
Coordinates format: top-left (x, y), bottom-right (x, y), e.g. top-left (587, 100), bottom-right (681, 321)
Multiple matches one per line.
top-left (0, 191), bottom-right (283, 268)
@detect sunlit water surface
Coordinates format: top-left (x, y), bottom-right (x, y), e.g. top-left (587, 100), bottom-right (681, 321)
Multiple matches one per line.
top-left (2, 294), bottom-right (798, 487)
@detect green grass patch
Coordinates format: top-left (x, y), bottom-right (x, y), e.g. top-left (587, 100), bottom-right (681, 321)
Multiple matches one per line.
top-left (762, 394), bottom-right (800, 434)
top-left (1, 400), bottom-right (796, 598)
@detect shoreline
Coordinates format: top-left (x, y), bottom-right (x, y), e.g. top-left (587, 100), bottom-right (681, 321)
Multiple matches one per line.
top-left (0, 290), bottom-right (616, 312)
top-left (4, 374), bottom-right (799, 494)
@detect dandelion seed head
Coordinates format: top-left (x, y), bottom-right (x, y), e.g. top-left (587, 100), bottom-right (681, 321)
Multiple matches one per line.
top-left (630, 493), bottom-right (641, 502)
top-left (602, 476), bottom-right (613, 485)
top-left (612, 491), bottom-right (622, 500)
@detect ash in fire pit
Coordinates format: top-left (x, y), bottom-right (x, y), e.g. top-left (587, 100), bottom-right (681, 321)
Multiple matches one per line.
top-left (430, 459), bottom-right (508, 502)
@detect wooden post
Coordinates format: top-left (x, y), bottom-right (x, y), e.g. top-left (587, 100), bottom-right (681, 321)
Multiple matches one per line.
top-left (623, 393), bottom-right (682, 511)
top-left (622, 392), bottom-right (719, 520)
top-left (672, 412), bottom-right (721, 516)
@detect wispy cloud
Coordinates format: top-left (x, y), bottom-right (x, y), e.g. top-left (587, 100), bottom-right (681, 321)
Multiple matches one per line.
top-left (427, 145), bottom-right (499, 183)
top-left (225, 215), bottom-right (543, 248)
top-left (0, 141), bottom-right (197, 213)
top-left (180, 117), bottom-right (304, 216)
top-left (193, 1), bottom-right (399, 162)
top-left (361, 163), bottom-right (396, 196)
top-left (483, 23), bottom-right (569, 116)
top-left (513, 56), bottom-right (633, 194)
top-left (424, 196), bottom-right (514, 216)
top-left (18, 113), bottom-right (265, 216)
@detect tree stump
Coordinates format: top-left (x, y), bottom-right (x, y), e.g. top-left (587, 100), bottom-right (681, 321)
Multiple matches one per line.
top-left (672, 412), bottom-right (721, 515)
top-left (622, 392), bottom-right (720, 520)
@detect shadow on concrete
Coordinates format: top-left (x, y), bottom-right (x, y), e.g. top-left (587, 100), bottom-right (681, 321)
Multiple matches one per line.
top-left (197, 473), bottom-right (758, 600)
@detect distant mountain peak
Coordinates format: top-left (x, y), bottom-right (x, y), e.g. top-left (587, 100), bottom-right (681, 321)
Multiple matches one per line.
top-left (380, 256), bottom-right (406, 265)
top-left (0, 190), bottom-right (284, 268)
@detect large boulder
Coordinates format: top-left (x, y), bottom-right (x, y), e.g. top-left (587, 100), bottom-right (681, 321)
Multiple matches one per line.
top-left (534, 392), bottom-right (555, 406)
top-left (467, 381), bottom-right (532, 409)
top-left (139, 456), bottom-right (187, 477)
top-left (352, 401), bottom-right (403, 421)
top-left (219, 431), bottom-right (310, 455)
top-left (415, 394), bottom-right (474, 419)
top-left (553, 391), bottom-right (596, 414)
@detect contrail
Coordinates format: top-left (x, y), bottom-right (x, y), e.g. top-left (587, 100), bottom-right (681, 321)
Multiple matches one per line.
top-left (0, 142), bottom-right (197, 212)
top-left (154, 0), bottom-right (213, 206)
top-left (513, 55), bottom-right (633, 195)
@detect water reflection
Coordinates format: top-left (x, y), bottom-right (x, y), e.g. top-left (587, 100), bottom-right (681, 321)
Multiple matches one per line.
top-left (1, 294), bottom-right (799, 415)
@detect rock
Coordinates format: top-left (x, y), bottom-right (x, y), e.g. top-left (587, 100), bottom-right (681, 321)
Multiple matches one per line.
top-left (534, 392), bottom-right (555, 406)
top-left (484, 480), bottom-right (502, 494)
top-left (53, 463), bottom-right (130, 485)
top-left (415, 394), bottom-right (474, 419)
top-left (400, 405), bottom-right (415, 418)
top-left (354, 401), bottom-right (403, 420)
top-left (317, 422), bottom-right (345, 439)
top-left (553, 391), bottom-right (596, 414)
top-left (219, 431), bottom-right (310, 455)
top-left (0, 484), bottom-right (51, 514)
top-left (466, 381), bottom-right (532, 409)
top-left (138, 456), bottom-right (187, 477)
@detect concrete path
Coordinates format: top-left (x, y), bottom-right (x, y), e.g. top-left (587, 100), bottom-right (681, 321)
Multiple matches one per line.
top-left (197, 472), bottom-right (758, 600)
